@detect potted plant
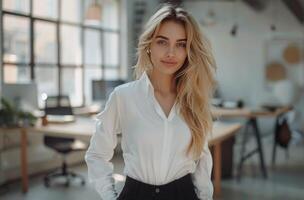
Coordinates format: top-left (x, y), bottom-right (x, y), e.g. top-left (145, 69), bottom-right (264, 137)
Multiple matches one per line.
top-left (0, 98), bottom-right (37, 127)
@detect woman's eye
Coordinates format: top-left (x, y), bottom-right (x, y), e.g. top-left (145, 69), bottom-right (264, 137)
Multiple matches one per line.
top-left (177, 42), bottom-right (186, 48)
top-left (156, 40), bottom-right (167, 46)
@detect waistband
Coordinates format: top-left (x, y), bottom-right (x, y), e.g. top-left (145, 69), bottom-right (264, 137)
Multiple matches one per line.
top-left (124, 174), bottom-right (192, 193)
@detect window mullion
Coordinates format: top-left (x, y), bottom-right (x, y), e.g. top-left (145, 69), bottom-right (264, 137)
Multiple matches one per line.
top-left (57, 0), bottom-right (61, 96)
top-left (80, 0), bottom-right (85, 106)
top-left (101, 30), bottom-right (104, 78)
top-left (30, 0), bottom-right (34, 80)
top-left (0, 1), bottom-right (3, 84)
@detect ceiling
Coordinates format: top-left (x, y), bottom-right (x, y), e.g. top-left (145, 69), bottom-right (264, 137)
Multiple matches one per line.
top-left (161, 0), bottom-right (304, 24)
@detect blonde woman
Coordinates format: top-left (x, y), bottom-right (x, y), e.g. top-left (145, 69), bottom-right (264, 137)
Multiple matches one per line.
top-left (85, 4), bottom-right (217, 200)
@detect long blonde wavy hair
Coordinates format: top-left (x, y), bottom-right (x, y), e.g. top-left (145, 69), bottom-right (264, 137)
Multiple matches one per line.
top-left (134, 4), bottom-right (217, 160)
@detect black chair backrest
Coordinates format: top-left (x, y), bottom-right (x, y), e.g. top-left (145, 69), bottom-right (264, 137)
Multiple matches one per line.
top-left (44, 95), bottom-right (73, 115)
top-left (44, 95), bottom-right (75, 148)
top-left (44, 136), bottom-right (74, 145)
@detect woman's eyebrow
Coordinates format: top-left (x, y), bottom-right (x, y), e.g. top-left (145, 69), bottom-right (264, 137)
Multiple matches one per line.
top-left (155, 35), bottom-right (187, 42)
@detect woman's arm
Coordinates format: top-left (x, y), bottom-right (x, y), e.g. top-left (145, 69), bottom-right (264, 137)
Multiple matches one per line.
top-left (85, 89), bottom-right (121, 200)
top-left (191, 140), bottom-right (214, 200)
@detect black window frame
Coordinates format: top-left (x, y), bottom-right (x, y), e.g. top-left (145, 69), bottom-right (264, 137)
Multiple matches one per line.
top-left (0, 0), bottom-right (121, 107)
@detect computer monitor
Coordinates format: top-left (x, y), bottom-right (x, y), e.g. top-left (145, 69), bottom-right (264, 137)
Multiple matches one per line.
top-left (92, 80), bottom-right (125, 102)
top-left (2, 82), bottom-right (39, 112)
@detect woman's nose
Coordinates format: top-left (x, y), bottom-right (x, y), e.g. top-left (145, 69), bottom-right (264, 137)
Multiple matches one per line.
top-left (166, 46), bottom-right (176, 57)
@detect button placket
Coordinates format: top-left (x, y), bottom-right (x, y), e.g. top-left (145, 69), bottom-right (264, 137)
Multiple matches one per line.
top-left (159, 120), bottom-right (169, 182)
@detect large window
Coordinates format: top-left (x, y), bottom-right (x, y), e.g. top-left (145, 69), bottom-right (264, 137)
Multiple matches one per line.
top-left (1, 0), bottom-right (121, 107)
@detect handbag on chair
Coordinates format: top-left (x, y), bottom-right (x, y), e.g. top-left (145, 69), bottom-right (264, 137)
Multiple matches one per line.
top-left (275, 118), bottom-right (292, 148)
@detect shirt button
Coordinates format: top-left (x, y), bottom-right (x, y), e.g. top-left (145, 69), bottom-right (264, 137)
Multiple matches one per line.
top-left (155, 188), bottom-right (160, 193)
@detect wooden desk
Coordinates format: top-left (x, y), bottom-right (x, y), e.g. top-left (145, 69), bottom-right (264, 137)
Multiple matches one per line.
top-left (211, 106), bottom-right (292, 180)
top-left (212, 106), bottom-right (291, 118)
top-left (32, 117), bottom-right (94, 139)
top-left (0, 126), bottom-right (29, 193)
top-left (209, 122), bottom-right (242, 197)
top-left (13, 118), bottom-right (241, 197)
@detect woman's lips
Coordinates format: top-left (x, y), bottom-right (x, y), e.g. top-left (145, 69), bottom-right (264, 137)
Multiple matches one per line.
top-left (161, 60), bottom-right (178, 66)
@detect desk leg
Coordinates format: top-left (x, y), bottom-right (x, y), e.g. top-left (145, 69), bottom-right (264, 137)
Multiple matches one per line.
top-left (214, 143), bottom-right (222, 197)
top-left (251, 119), bottom-right (267, 178)
top-left (272, 115), bottom-right (281, 168)
top-left (20, 128), bottom-right (28, 193)
top-left (237, 118), bottom-right (267, 180)
top-left (237, 121), bottom-right (250, 180)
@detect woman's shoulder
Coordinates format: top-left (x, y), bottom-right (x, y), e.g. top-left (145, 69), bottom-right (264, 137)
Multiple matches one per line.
top-left (113, 79), bottom-right (141, 96)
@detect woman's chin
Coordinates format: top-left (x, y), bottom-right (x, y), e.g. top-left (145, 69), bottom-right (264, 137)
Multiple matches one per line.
top-left (159, 65), bottom-right (180, 75)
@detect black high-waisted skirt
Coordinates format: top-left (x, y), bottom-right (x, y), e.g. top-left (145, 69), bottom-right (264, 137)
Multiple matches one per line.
top-left (117, 173), bottom-right (200, 200)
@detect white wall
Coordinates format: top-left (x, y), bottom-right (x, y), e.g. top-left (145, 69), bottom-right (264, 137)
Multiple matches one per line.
top-left (185, 1), bottom-right (302, 104)
top-left (184, 0), bottom-right (304, 130)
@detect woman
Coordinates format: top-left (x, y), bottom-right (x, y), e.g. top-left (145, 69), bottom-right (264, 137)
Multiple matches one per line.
top-left (85, 4), bottom-right (217, 200)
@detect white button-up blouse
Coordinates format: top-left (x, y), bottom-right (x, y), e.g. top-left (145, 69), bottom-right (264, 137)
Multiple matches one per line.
top-left (85, 71), bottom-right (213, 200)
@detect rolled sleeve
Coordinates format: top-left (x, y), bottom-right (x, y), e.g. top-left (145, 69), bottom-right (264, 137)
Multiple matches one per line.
top-left (85, 88), bottom-right (121, 200)
top-left (192, 140), bottom-right (213, 200)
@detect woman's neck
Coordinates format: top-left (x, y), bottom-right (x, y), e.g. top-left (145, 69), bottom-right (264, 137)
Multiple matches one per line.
top-left (148, 70), bottom-right (176, 95)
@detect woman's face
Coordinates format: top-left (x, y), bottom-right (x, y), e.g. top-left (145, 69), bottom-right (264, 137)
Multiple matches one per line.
top-left (149, 20), bottom-right (187, 76)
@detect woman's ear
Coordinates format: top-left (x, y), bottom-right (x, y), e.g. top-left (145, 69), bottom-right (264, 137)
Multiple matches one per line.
top-left (146, 48), bottom-right (151, 55)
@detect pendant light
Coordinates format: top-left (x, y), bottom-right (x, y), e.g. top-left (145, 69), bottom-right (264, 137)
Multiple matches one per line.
top-left (231, 0), bottom-right (239, 37)
top-left (270, 0), bottom-right (277, 31)
top-left (86, 0), bottom-right (102, 21)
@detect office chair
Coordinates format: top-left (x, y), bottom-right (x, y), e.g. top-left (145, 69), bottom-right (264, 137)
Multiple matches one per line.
top-left (43, 95), bottom-right (87, 187)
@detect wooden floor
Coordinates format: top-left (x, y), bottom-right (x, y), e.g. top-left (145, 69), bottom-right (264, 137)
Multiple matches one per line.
top-left (0, 132), bottom-right (303, 200)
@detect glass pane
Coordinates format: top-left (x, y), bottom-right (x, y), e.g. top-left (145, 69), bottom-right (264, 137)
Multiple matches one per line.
top-left (84, 29), bottom-right (102, 65)
top-left (61, 67), bottom-right (83, 106)
top-left (60, 25), bottom-right (82, 65)
top-left (3, 15), bottom-right (30, 63)
top-left (3, 0), bottom-right (30, 14)
top-left (104, 68), bottom-right (119, 80)
top-left (102, 0), bottom-right (119, 29)
top-left (61, 0), bottom-right (81, 23)
top-left (4, 65), bottom-right (31, 83)
top-left (104, 32), bottom-right (119, 66)
top-left (33, 0), bottom-right (58, 19)
top-left (34, 21), bottom-right (57, 64)
top-left (84, 67), bottom-right (102, 105)
top-left (35, 66), bottom-right (59, 108)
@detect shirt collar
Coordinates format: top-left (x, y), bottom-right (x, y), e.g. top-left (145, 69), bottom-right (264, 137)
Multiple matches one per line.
top-left (139, 71), bottom-right (181, 118)
top-left (139, 71), bottom-right (154, 97)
